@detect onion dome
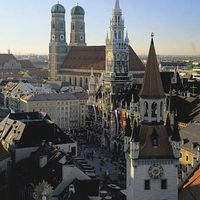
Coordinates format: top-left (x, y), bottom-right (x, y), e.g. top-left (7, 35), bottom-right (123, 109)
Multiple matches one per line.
top-left (51, 4), bottom-right (65, 14)
top-left (71, 5), bottom-right (85, 15)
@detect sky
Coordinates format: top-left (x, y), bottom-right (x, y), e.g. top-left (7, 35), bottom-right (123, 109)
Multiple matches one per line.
top-left (0, 0), bottom-right (199, 55)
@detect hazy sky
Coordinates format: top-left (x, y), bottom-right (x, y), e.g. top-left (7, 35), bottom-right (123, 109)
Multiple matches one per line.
top-left (0, 0), bottom-right (199, 55)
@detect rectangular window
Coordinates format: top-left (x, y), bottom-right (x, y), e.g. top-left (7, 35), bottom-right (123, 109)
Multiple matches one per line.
top-left (161, 179), bottom-right (167, 189)
top-left (186, 155), bottom-right (189, 161)
top-left (144, 180), bottom-right (150, 190)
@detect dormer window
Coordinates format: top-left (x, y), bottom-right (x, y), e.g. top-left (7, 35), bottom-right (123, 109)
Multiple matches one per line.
top-left (151, 128), bottom-right (158, 147)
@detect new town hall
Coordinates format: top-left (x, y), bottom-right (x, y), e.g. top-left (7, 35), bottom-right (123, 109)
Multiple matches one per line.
top-left (49, 1), bottom-right (181, 199)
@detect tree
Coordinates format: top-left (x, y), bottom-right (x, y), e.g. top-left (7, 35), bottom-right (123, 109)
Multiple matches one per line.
top-left (33, 180), bottom-right (53, 200)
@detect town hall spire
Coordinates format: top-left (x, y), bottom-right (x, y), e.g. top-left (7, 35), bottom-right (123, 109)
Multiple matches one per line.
top-left (114, 0), bottom-right (120, 10)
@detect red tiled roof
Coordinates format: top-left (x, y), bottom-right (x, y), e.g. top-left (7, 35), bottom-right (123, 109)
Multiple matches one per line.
top-left (140, 38), bottom-right (164, 98)
top-left (59, 70), bottom-right (101, 77)
top-left (139, 123), bottom-right (174, 158)
top-left (61, 45), bottom-right (145, 72)
top-left (179, 165), bottom-right (200, 200)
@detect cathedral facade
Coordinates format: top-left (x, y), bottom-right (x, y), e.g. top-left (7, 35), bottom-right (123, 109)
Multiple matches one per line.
top-left (49, 1), bottom-right (145, 88)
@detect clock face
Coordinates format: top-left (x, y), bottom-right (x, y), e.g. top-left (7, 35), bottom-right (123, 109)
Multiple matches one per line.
top-left (80, 35), bottom-right (84, 41)
top-left (148, 164), bottom-right (164, 179)
top-left (60, 34), bottom-right (64, 41)
top-left (52, 34), bottom-right (55, 41)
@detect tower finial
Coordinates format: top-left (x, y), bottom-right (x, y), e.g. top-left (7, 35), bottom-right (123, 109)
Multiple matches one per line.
top-left (151, 32), bottom-right (154, 39)
top-left (115, 0), bottom-right (120, 9)
top-left (125, 31), bottom-right (129, 43)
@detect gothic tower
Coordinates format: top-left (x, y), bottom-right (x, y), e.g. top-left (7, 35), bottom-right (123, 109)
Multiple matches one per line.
top-left (105, 0), bottom-right (130, 78)
top-left (125, 35), bottom-right (181, 200)
top-left (103, 0), bottom-right (132, 111)
top-left (70, 5), bottom-right (86, 46)
top-left (49, 3), bottom-right (68, 80)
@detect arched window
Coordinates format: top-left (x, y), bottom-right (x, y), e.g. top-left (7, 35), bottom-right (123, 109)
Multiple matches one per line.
top-left (52, 22), bottom-right (55, 29)
top-left (74, 77), bottom-right (77, 86)
top-left (115, 16), bottom-right (117, 23)
top-left (80, 77), bottom-right (82, 87)
top-left (85, 77), bottom-right (88, 85)
top-left (114, 31), bottom-right (117, 39)
top-left (69, 77), bottom-right (72, 85)
top-left (152, 102), bottom-right (157, 117)
top-left (160, 102), bottom-right (163, 117)
top-left (151, 128), bottom-right (158, 146)
top-left (144, 101), bottom-right (148, 117)
top-left (118, 31), bottom-right (121, 39)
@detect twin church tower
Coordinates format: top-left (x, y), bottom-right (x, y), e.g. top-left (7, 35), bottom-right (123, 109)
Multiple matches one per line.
top-left (49, 0), bottom-right (134, 86)
top-left (49, 3), bottom-right (86, 80)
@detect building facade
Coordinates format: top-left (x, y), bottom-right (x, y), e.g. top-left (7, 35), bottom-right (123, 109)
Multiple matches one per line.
top-left (20, 92), bottom-right (88, 130)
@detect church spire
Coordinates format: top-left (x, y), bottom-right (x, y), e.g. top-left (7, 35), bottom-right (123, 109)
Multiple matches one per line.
top-left (125, 31), bottom-right (129, 43)
top-left (140, 33), bottom-right (164, 98)
top-left (115, 0), bottom-right (120, 10)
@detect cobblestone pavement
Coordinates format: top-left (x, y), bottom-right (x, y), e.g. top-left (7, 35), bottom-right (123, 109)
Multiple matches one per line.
top-left (77, 144), bottom-right (126, 189)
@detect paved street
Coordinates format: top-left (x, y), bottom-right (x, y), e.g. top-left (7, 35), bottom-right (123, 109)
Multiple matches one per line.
top-left (77, 144), bottom-right (126, 189)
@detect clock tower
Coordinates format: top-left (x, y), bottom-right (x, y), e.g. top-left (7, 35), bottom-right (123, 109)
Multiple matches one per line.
top-left (49, 3), bottom-right (68, 80)
top-left (125, 35), bottom-right (181, 200)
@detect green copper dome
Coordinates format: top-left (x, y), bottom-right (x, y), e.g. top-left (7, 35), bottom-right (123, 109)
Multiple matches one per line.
top-left (71, 5), bottom-right (85, 15)
top-left (51, 4), bottom-right (65, 14)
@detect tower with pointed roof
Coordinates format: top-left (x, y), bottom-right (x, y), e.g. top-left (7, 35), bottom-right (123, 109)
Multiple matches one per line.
top-left (49, 3), bottom-right (68, 80)
top-left (105, 0), bottom-right (130, 79)
top-left (100, 0), bottom-right (133, 151)
top-left (126, 35), bottom-right (181, 200)
top-left (70, 5), bottom-right (86, 46)
top-left (102, 0), bottom-right (132, 112)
